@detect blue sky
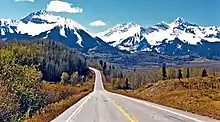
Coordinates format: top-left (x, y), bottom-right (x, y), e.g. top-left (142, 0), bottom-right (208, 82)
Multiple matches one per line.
top-left (0, 0), bottom-right (219, 33)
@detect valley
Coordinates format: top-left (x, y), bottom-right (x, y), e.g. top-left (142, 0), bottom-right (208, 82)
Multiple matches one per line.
top-left (0, 1), bottom-right (219, 121)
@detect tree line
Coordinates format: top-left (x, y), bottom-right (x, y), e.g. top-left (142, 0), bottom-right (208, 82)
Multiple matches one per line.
top-left (34, 39), bottom-right (88, 82)
top-left (0, 39), bottom-right (90, 121)
top-left (162, 63), bottom-right (209, 80)
top-left (98, 60), bottom-right (219, 90)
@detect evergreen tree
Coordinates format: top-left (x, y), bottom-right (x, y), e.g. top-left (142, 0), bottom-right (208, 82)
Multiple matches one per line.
top-left (125, 78), bottom-right (129, 89)
top-left (99, 60), bottom-right (103, 67)
top-left (84, 57), bottom-right (87, 65)
top-left (177, 69), bottom-right (183, 79)
top-left (202, 69), bottom-right (208, 77)
top-left (213, 68), bottom-right (216, 76)
top-left (186, 68), bottom-right (190, 78)
top-left (103, 62), bottom-right (107, 75)
top-left (109, 65), bottom-right (112, 70)
top-left (103, 62), bottom-right (107, 70)
top-left (133, 68), bottom-right (136, 72)
top-left (162, 63), bottom-right (167, 80)
top-left (118, 72), bottom-right (123, 78)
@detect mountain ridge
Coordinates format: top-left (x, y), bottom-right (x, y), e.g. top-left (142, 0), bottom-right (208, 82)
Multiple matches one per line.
top-left (1, 10), bottom-right (220, 60)
top-left (97, 18), bottom-right (220, 54)
top-left (0, 10), bottom-right (108, 52)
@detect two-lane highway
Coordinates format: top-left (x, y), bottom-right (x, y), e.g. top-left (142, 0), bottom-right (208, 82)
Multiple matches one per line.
top-left (52, 67), bottom-right (219, 122)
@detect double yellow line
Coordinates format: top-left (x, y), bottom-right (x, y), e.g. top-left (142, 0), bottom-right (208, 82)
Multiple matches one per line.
top-left (111, 99), bottom-right (139, 122)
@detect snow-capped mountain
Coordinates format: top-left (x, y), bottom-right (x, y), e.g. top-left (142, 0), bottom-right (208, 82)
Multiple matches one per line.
top-left (97, 18), bottom-right (220, 55)
top-left (96, 22), bottom-right (151, 52)
top-left (1, 11), bottom-right (220, 59)
top-left (0, 10), bottom-right (106, 51)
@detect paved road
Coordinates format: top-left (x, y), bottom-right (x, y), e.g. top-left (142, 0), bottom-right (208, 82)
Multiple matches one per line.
top-left (52, 67), bottom-right (219, 122)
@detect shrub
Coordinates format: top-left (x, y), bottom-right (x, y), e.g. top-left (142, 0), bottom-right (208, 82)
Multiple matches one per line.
top-left (70, 72), bottom-right (79, 84)
top-left (19, 91), bottom-right (44, 117)
top-left (162, 63), bottom-right (167, 80)
top-left (61, 72), bottom-right (69, 83)
top-left (177, 69), bottom-right (183, 79)
top-left (202, 69), bottom-right (208, 77)
top-left (0, 83), bottom-right (19, 122)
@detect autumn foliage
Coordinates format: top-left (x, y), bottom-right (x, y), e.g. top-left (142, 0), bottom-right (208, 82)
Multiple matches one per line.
top-left (0, 40), bottom-right (93, 121)
top-left (105, 74), bottom-right (220, 119)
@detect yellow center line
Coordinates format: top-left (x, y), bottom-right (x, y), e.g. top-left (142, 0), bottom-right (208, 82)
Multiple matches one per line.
top-left (110, 99), bottom-right (139, 122)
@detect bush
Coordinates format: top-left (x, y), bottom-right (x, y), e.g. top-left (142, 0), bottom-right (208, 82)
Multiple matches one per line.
top-left (42, 83), bottom-right (77, 104)
top-left (19, 91), bottom-right (44, 117)
top-left (0, 84), bottom-right (19, 122)
top-left (61, 72), bottom-right (69, 83)
top-left (202, 69), bottom-right (208, 77)
top-left (70, 72), bottom-right (79, 84)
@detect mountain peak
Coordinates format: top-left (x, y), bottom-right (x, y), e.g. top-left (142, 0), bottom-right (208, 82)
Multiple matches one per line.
top-left (20, 9), bottom-right (90, 32)
top-left (155, 21), bottom-right (169, 30)
top-left (126, 21), bottom-right (138, 26)
top-left (173, 17), bottom-right (186, 24)
top-left (21, 10), bottom-right (58, 24)
top-left (32, 10), bottom-right (50, 16)
top-left (172, 17), bottom-right (198, 27)
top-left (24, 10), bottom-right (51, 18)
top-left (112, 22), bottom-right (140, 31)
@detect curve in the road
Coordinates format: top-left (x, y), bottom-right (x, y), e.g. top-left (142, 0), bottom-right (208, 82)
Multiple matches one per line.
top-left (52, 67), bottom-right (219, 122)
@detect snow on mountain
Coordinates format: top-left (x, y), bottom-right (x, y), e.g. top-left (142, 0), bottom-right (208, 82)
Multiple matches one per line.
top-left (0, 10), bottom-right (104, 51)
top-left (20, 10), bottom-right (89, 34)
top-left (96, 22), bottom-right (140, 44)
top-left (12, 10), bottom-right (93, 37)
top-left (97, 17), bottom-right (220, 53)
top-left (96, 22), bottom-right (151, 52)
top-left (1, 11), bottom-right (220, 58)
top-left (147, 17), bottom-right (220, 45)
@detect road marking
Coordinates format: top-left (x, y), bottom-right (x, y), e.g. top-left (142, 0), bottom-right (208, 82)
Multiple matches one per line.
top-left (141, 102), bottom-right (204, 122)
top-left (65, 92), bottom-right (94, 122)
top-left (111, 99), bottom-right (139, 122)
top-left (91, 68), bottom-right (205, 122)
top-left (102, 92), bottom-right (138, 122)
top-left (108, 92), bottom-right (204, 122)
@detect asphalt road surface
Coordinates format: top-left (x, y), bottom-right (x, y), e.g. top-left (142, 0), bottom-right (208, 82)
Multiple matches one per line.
top-left (52, 67), bottom-right (219, 122)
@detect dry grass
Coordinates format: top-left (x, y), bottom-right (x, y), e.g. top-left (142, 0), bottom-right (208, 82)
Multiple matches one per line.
top-left (25, 73), bottom-right (95, 122)
top-left (24, 91), bottom-right (91, 122)
top-left (41, 83), bottom-right (93, 105)
top-left (105, 77), bottom-right (220, 120)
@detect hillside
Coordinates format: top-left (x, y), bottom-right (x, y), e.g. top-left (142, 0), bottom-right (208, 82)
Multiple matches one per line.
top-left (0, 10), bottom-right (115, 52)
top-left (0, 40), bottom-right (94, 121)
top-left (105, 76), bottom-right (220, 119)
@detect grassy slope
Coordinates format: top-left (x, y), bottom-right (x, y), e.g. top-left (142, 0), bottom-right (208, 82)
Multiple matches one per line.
top-left (25, 74), bottom-right (95, 122)
top-left (25, 90), bottom-right (91, 122)
top-left (104, 76), bottom-right (220, 120)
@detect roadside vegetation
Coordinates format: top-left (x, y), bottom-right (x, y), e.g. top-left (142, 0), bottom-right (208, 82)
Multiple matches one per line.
top-left (0, 40), bottom-right (94, 122)
top-left (99, 60), bottom-right (220, 119)
top-left (25, 79), bottom-right (94, 122)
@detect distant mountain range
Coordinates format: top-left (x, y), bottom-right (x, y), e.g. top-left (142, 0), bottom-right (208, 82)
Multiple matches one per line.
top-left (1, 10), bottom-right (220, 59)
top-left (97, 18), bottom-right (220, 57)
top-left (0, 10), bottom-right (115, 53)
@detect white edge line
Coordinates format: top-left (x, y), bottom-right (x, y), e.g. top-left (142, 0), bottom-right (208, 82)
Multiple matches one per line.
top-left (90, 67), bottom-right (204, 122)
top-left (65, 92), bottom-right (94, 122)
top-left (107, 91), bottom-right (204, 122)
top-left (64, 67), bottom-right (97, 122)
